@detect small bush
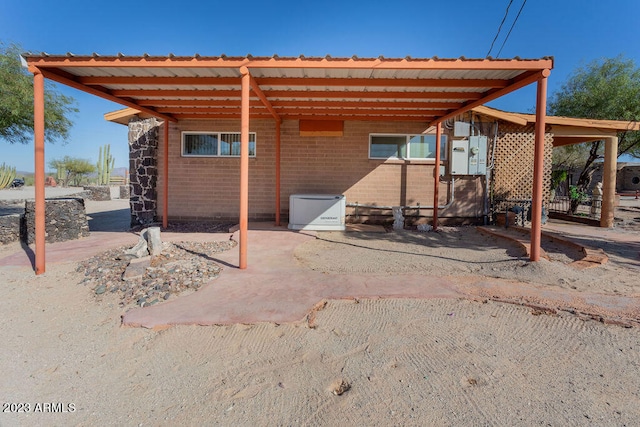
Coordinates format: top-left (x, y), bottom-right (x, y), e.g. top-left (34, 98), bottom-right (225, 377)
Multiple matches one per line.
top-left (569, 185), bottom-right (588, 203)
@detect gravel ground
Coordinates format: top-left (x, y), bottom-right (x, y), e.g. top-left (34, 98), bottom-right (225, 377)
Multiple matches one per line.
top-left (76, 240), bottom-right (237, 308)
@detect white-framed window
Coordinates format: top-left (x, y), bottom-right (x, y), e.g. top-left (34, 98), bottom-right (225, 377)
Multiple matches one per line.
top-left (369, 134), bottom-right (447, 160)
top-left (182, 131), bottom-right (256, 157)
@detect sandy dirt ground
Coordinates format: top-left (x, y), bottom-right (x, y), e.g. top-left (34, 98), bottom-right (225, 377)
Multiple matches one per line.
top-left (1, 194), bottom-right (639, 425)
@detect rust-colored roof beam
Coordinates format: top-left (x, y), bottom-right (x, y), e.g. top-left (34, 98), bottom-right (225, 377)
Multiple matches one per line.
top-left (271, 109), bottom-right (444, 116)
top-left (111, 89), bottom-right (252, 98)
top-left (137, 99), bottom-right (266, 107)
top-left (78, 76), bottom-right (240, 85)
top-left (112, 89), bottom-right (482, 101)
top-left (78, 75), bottom-right (509, 89)
top-left (264, 90), bottom-right (483, 100)
top-left (283, 114), bottom-right (431, 122)
top-left (138, 99), bottom-right (461, 109)
top-left (33, 67), bottom-right (177, 122)
top-left (243, 67), bottom-right (280, 122)
top-left (173, 113), bottom-right (278, 120)
top-left (173, 113), bottom-right (432, 122)
top-left (157, 106), bottom-right (267, 114)
top-left (431, 69), bottom-right (551, 126)
top-left (158, 106), bottom-right (446, 116)
top-left (256, 77), bottom-right (509, 88)
top-left (274, 100), bottom-right (459, 109)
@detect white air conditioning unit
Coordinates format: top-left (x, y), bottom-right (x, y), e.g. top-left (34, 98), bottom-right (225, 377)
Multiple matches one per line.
top-left (288, 194), bottom-right (346, 231)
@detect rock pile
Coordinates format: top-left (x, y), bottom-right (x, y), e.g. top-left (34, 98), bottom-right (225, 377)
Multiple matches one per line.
top-left (76, 233), bottom-right (236, 308)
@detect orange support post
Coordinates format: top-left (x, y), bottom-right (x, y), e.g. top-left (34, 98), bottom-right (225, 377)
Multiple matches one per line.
top-left (275, 120), bottom-right (281, 226)
top-left (239, 67), bottom-right (250, 269)
top-left (530, 72), bottom-right (549, 262)
top-left (162, 122), bottom-right (169, 228)
top-left (33, 70), bottom-right (46, 275)
top-left (433, 122), bottom-right (442, 230)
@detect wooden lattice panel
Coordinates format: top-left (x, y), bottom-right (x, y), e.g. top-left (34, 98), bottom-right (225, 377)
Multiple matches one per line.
top-left (491, 123), bottom-right (553, 203)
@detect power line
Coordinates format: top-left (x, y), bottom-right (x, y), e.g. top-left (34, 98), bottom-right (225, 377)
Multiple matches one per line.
top-left (486, 0), bottom-right (514, 58)
top-left (496, 0), bottom-right (528, 58)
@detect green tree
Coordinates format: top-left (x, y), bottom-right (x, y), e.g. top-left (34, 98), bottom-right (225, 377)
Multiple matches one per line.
top-left (0, 41), bottom-right (78, 144)
top-left (49, 156), bottom-right (96, 187)
top-left (549, 57), bottom-right (640, 210)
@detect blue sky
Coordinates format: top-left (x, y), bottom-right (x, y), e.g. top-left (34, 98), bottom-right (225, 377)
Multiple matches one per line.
top-left (1, 0), bottom-right (639, 172)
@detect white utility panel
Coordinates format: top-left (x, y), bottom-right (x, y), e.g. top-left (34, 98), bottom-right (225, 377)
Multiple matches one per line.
top-left (288, 194), bottom-right (346, 231)
top-left (449, 136), bottom-right (488, 176)
top-left (450, 140), bottom-right (469, 175)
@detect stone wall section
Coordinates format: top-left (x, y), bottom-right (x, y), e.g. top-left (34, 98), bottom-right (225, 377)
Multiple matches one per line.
top-left (0, 214), bottom-right (21, 244)
top-left (82, 186), bottom-right (111, 201)
top-left (119, 185), bottom-right (130, 199)
top-left (129, 117), bottom-right (159, 226)
top-left (23, 198), bottom-right (90, 244)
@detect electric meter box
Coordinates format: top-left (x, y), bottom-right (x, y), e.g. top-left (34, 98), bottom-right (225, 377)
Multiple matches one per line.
top-left (449, 136), bottom-right (487, 176)
top-left (468, 135), bottom-right (487, 175)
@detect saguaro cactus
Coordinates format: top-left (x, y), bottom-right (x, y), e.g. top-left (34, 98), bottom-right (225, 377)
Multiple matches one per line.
top-left (96, 144), bottom-right (115, 185)
top-left (0, 163), bottom-right (17, 189)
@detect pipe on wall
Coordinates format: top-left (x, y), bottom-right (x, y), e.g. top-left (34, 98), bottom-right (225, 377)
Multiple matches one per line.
top-left (347, 177), bottom-right (456, 212)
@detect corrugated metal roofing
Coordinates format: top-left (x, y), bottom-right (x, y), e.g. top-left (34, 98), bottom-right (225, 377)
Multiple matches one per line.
top-left (23, 54), bottom-right (554, 123)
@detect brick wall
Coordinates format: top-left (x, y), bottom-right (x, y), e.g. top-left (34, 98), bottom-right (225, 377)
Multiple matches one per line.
top-left (157, 119), bottom-right (486, 222)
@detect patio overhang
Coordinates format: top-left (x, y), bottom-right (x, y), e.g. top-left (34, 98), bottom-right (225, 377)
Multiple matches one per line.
top-left (473, 105), bottom-right (640, 228)
top-left (473, 105), bottom-right (640, 147)
top-left (23, 53), bottom-right (553, 274)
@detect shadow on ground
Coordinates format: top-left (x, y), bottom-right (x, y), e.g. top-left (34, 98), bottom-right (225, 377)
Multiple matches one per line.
top-left (87, 208), bottom-right (130, 232)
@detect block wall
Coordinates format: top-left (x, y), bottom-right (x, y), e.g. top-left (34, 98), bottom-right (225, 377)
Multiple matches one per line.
top-left (157, 119), bottom-right (483, 222)
top-left (621, 166), bottom-right (640, 191)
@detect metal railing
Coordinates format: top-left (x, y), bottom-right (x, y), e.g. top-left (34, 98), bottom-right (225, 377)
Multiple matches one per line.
top-left (547, 195), bottom-right (601, 219)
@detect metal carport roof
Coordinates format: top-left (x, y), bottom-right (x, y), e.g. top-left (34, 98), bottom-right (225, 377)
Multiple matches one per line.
top-left (23, 53), bottom-right (554, 274)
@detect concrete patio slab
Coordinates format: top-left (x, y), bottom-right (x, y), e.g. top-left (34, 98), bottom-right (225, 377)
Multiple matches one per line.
top-left (121, 227), bottom-right (461, 327)
top-left (122, 225), bottom-right (640, 328)
top-left (2, 209), bottom-right (638, 328)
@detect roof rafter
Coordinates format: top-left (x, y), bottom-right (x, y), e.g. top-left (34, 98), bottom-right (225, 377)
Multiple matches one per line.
top-left (173, 113), bottom-right (431, 122)
top-left (31, 67), bottom-right (177, 122)
top-left (78, 75), bottom-right (509, 89)
top-left (110, 89), bottom-right (484, 101)
top-left (431, 69), bottom-right (551, 125)
top-left (157, 106), bottom-right (445, 116)
top-left (244, 68), bottom-right (280, 122)
top-left (137, 99), bottom-right (461, 109)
